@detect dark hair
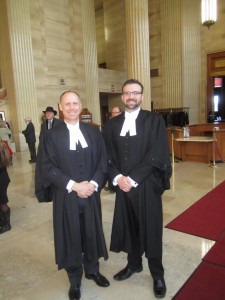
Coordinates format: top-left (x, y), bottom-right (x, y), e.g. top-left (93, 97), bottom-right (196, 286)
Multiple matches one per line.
top-left (0, 140), bottom-right (11, 168)
top-left (60, 90), bottom-right (80, 102)
top-left (122, 79), bottom-right (144, 93)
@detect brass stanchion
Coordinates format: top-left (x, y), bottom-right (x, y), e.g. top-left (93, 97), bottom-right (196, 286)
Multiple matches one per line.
top-left (209, 130), bottom-right (219, 168)
top-left (170, 129), bottom-right (175, 192)
top-left (171, 132), bottom-right (175, 165)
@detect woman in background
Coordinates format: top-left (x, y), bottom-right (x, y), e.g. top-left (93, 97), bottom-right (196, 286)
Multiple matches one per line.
top-left (0, 139), bottom-right (11, 234)
top-left (0, 121), bottom-right (13, 164)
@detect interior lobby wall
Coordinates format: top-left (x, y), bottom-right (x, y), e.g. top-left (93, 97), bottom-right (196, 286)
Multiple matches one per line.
top-left (1, 0), bottom-right (225, 151)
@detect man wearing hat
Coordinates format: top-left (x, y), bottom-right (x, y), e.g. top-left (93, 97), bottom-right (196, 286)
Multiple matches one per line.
top-left (39, 106), bottom-right (63, 140)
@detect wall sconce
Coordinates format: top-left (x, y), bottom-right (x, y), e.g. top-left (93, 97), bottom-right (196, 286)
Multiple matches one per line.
top-left (201, 0), bottom-right (217, 29)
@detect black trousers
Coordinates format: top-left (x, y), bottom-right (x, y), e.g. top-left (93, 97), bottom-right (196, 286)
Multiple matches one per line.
top-left (120, 189), bottom-right (164, 280)
top-left (0, 182), bottom-right (9, 204)
top-left (127, 251), bottom-right (164, 280)
top-left (65, 260), bottom-right (99, 287)
top-left (65, 198), bottom-right (100, 287)
top-left (28, 142), bottom-right (36, 161)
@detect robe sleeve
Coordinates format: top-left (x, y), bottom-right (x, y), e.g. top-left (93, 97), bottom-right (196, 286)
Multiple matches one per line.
top-left (41, 129), bottom-right (71, 190)
top-left (129, 113), bottom-right (172, 189)
top-left (86, 125), bottom-right (108, 189)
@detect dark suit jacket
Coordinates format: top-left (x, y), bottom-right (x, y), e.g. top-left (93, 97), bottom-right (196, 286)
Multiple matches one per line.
top-left (22, 122), bottom-right (36, 143)
top-left (39, 117), bottom-right (63, 140)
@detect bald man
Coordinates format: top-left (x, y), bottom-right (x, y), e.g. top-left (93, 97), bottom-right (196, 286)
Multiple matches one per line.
top-left (111, 106), bottom-right (122, 118)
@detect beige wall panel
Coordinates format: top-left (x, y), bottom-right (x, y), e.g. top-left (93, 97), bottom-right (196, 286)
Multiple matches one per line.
top-left (30, 0), bottom-right (87, 126)
top-left (98, 69), bottom-right (127, 93)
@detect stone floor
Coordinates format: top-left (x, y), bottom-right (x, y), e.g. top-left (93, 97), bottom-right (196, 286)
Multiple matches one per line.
top-left (1, 150), bottom-right (225, 300)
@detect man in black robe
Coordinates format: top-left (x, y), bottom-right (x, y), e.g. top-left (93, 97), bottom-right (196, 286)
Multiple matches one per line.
top-left (103, 79), bottom-right (172, 299)
top-left (39, 91), bottom-right (110, 300)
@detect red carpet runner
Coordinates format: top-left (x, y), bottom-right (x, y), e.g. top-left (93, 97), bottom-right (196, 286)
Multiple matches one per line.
top-left (166, 180), bottom-right (225, 299)
top-left (203, 230), bottom-right (225, 267)
top-left (172, 261), bottom-right (225, 300)
top-left (165, 180), bottom-right (225, 241)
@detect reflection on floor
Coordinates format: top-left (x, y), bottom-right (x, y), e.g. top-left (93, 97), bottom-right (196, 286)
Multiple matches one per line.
top-left (1, 151), bottom-right (224, 300)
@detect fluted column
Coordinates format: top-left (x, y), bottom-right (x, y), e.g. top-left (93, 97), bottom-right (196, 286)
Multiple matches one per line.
top-left (80, 0), bottom-right (101, 124)
top-left (161, 0), bottom-right (182, 108)
top-left (182, 0), bottom-right (201, 124)
top-left (4, 0), bottom-right (38, 150)
top-left (124, 0), bottom-right (151, 110)
top-left (104, 0), bottom-right (126, 71)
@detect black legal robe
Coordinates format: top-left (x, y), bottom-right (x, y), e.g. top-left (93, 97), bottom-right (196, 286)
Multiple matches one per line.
top-left (40, 121), bottom-right (108, 269)
top-left (104, 109), bottom-right (172, 259)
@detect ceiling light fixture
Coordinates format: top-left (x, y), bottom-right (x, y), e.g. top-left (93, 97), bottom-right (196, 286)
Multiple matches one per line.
top-left (201, 0), bottom-right (217, 29)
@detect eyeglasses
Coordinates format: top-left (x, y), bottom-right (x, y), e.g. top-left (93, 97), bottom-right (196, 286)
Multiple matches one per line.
top-left (122, 91), bottom-right (142, 97)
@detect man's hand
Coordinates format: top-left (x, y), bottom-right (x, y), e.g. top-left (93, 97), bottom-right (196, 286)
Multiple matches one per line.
top-left (72, 181), bottom-right (95, 198)
top-left (117, 176), bottom-right (132, 192)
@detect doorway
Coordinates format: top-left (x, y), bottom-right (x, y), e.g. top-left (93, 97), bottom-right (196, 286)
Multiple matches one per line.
top-left (207, 52), bottom-right (225, 123)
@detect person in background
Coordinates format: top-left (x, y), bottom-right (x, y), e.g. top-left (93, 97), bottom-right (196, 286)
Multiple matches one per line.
top-left (0, 121), bottom-right (12, 146)
top-left (104, 106), bottom-right (121, 193)
top-left (37, 91), bottom-right (109, 300)
top-left (36, 107), bottom-right (62, 199)
top-left (21, 117), bottom-right (37, 163)
top-left (111, 106), bottom-right (122, 118)
top-left (0, 139), bottom-right (11, 234)
top-left (39, 106), bottom-right (63, 140)
top-left (103, 79), bottom-right (172, 299)
top-left (0, 121), bottom-right (13, 164)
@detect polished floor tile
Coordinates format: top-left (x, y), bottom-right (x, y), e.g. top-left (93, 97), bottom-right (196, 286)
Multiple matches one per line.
top-left (0, 151), bottom-right (224, 299)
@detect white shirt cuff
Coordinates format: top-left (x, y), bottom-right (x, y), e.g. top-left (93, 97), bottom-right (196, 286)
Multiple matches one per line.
top-left (128, 176), bottom-right (138, 187)
top-left (113, 174), bottom-right (122, 186)
top-left (67, 180), bottom-right (75, 193)
top-left (90, 180), bottom-right (98, 191)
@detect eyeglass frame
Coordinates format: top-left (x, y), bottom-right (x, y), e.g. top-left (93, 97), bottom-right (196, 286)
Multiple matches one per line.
top-left (122, 91), bottom-right (143, 97)
top-left (112, 111), bottom-right (121, 114)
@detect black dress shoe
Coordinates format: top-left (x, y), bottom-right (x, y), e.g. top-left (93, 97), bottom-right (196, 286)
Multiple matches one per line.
top-left (153, 278), bottom-right (166, 298)
top-left (29, 160), bottom-right (36, 164)
top-left (113, 266), bottom-right (143, 281)
top-left (68, 284), bottom-right (81, 300)
top-left (85, 272), bottom-right (110, 287)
